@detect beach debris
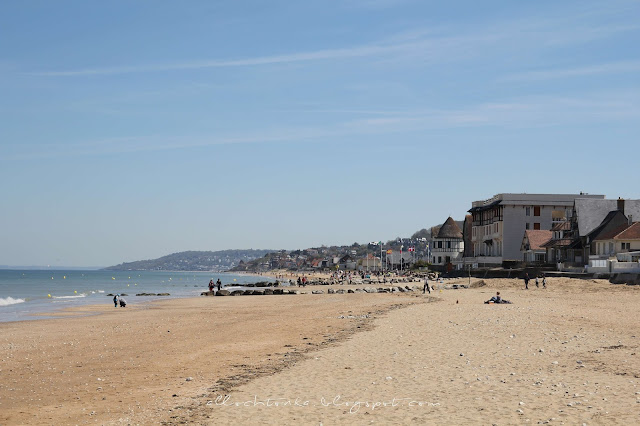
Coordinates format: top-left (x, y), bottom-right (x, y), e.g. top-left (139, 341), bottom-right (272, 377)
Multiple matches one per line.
top-left (186, 377), bottom-right (193, 381)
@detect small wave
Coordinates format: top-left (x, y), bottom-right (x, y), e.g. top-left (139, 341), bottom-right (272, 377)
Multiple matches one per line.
top-left (51, 294), bottom-right (86, 299)
top-left (97, 290), bottom-right (105, 293)
top-left (0, 297), bottom-right (26, 307)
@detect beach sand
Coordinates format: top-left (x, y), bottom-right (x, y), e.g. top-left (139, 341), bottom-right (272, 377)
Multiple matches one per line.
top-left (2, 277), bottom-right (640, 425)
top-left (0, 288), bottom-right (417, 425)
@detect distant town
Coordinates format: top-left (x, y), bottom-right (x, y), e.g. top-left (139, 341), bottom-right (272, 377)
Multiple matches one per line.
top-left (106, 193), bottom-right (640, 278)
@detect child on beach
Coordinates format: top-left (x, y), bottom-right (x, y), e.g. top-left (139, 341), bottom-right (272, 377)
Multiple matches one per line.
top-left (113, 294), bottom-right (119, 307)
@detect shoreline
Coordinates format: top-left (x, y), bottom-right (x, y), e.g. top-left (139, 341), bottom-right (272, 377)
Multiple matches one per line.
top-left (0, 270), bottom-right (275, 324)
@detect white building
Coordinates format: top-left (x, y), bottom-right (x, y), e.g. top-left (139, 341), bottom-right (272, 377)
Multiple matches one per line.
top-left (431, 217), bottom-right (464, 266)
top-left (468, 193), bottom-right (605, 263)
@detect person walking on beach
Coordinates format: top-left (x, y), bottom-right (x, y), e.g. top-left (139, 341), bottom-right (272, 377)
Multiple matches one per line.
top-left (423, 276), bottom-right (431, 294)
top-left (113, 294), bottom-right (119, 307)
top-left (216, 278), bottom-right (222, 291)
top-left (542, 275), bottom-right (547, 289)
top-left (535, 275), bottom-right (539, 288)
top-left (297, 276), bottom-right (302, 287)
top-left (524, 273), bottom-right (530, 290)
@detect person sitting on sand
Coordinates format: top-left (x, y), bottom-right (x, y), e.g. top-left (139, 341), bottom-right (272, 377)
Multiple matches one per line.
top-left (485, 291), bottom-right (511, 304)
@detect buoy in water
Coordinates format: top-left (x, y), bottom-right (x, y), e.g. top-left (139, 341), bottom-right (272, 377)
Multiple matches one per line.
top-left (48, 294), bottom-right (51, 298)
top-left (74, 290), bottom-right (77, 294)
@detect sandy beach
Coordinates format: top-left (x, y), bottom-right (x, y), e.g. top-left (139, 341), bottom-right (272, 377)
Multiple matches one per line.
top-left (2, 277), bottom-right (640, 425)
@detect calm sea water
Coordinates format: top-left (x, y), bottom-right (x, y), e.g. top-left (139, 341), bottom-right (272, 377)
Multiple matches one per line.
top-left (0, 269), bottom-right (272, 323)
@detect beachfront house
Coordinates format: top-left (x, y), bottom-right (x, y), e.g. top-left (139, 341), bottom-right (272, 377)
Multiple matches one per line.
top-left (337, 254), bottom-right (356, 270)
top-left (563, 197), bottom-right (640, 268)
top-left (587, 222), bottom-right (640, 274)
top-left (520, 230), bottom-right (552, 264)
top-left (430, 217), bottom-right (465, 268)
top-left (541, 221), bottom-right (572, 264)
top-left (467, 193), bottom-right (605, 266)
top-left (357, 256), bottom-right (382, 272)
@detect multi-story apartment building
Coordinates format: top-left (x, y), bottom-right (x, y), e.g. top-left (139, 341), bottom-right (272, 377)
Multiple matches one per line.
top-left (468, 193), bottom-right (605, 263)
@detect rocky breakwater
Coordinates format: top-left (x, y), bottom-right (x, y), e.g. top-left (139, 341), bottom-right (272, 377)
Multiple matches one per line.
top-left (201, 288), bottom-right (299, 296)
top-left (200, 282), bottom-right (442, 297)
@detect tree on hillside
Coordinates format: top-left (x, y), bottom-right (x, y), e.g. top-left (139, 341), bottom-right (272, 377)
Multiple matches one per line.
top-left (412, 228), bottom-right (431, 239)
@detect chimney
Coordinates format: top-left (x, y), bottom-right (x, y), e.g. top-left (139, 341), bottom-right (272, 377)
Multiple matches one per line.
top-left (617, 197), bottom-right (625, 213)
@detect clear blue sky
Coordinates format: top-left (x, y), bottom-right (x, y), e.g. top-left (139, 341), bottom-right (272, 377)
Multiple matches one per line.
top-left (1, 0), bottom-right (639, 267)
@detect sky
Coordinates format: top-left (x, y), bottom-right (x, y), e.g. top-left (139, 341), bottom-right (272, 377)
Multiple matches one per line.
top-left (1, 0), bottom-right (639, 267)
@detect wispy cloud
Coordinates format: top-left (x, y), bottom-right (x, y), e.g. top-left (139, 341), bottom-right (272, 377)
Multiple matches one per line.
top-left (26, 10), bottom-right (639, 77)
top-left (506, 61), bottom-right (640, 81)
top-left (4, 90), bottom-right (637, 161)
top-left (28, 42), bottom-right (425, 76)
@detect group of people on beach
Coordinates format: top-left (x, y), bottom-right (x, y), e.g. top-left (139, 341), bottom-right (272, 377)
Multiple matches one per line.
top-left (523, 273), bottom-right (547, 290)
top-left (208, 279), bottom-right (222, 293)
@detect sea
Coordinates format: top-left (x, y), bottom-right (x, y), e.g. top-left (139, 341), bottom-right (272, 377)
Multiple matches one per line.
top-left (0, 269), bottom-right (274, 323)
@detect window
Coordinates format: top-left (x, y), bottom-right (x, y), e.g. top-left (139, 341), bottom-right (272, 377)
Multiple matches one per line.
top-left (525, 207), bottom-right (531, 216)
top-left (447, 241), bottom-right (451, 249)
top-left (534, 206), bottom-right (541, 216)
top-left (526, 223), bottom-right (530, 230)
top-left (534, 223), bottom-right (541, 230)
top-left (437, 241), bottom-right (443, 249)
top-left (622, 242), bottom-right (631, 250)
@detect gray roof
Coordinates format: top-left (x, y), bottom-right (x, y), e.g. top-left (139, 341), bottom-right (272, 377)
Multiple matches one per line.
top-left (437, 217), bottom-right (463, 239)
top-left (575, 199), bottom-right (640, 236)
